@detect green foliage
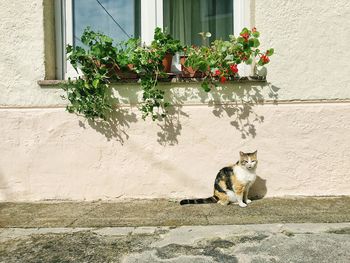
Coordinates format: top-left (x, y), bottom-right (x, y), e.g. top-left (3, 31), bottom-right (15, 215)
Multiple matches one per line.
top-left (267, 48), bottom-right (274, 56)
top-left (62, 28), bottom-right (117, 120)
top-left (131, 27), bottom-right (183, 120)
top-left (63, 27), bottom-right (184, 122)
top-left (62, 27), bottom-right (273, 123)
top-left (116, 38), bottom-right (140, 70)
top-left (62, 77), bottom-right (111, 120)
top-left (184, 27), bottom-right (274, 92)
top-left (151, 27), bottom-right (182, 56)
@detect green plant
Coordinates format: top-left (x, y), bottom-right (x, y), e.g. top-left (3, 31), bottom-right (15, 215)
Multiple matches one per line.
top-left (63, 27), bottom-right (183, 122)
top-left (132, 27), bottom-right (182, 121)
top-left (184, 27), bottom-right (274, 92)
top-left (115, 38), bottom-right (139, 71)
top-left (62, 28), bottom-right (117, 120)
top-left (62, 28), bottom-right (141, 120)
top-left (62, 27), bottom-right (273, 124)
top-left (151, 27), bottom-right (182, 56)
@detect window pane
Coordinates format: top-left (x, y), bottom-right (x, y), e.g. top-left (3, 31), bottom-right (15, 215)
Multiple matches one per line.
top-left (163, 0), bottom-right (233, 46)
top-left (73, 0), bottom-right (140, 46)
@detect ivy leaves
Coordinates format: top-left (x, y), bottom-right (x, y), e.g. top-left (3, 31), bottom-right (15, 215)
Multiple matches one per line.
top-left (62, 27), bottom-right (273, 122)
top-left (62, 28), bottom-right (118, 121)
top-left (63, 27), bottom-right (181, 122)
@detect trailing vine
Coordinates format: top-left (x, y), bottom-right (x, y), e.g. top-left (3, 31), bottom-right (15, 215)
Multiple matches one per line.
top-left (62, 28), bottom-right (125, 120)
top-left (62, 27), bottom-right (182, 121)
top-left (61, 27), bottom-right (273, 123)
top-left (131, 46), bottom-right (167, 120)
top-left (131, 28), bottom-right (182, 120)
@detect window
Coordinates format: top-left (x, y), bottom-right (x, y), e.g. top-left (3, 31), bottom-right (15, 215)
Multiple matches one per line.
top-left (163, 0), bottom-right (233, 46)
top-left (55, 0), bottom-right (251, 79)
top-left (73, 0), bottom-right (141, 46)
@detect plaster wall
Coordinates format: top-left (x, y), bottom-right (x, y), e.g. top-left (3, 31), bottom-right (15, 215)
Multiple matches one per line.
top-left (255, 0), bottom-right (350, 100)
top-left (0, 0), bottom-right (63, 107)
top-left (1, 0), bottom-right (350, 201)
top-left (0, 0), bottom-right (350, 106)
top-left (1, 103), bottom-right (350, 201)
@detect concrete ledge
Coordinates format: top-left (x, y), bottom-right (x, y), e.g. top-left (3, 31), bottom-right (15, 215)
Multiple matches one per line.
top-left (1, 197), bottom-right (349, 228)
top-left (37, 76), bottom-right (267, 87)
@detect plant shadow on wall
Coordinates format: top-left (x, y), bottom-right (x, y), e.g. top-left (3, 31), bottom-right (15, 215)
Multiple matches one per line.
top-left (77, 108), bottom-right (137, 144)
top-left (156, 104), bottom-right (189, 146)
top-left (207, 82), bottom-right (279, 139)
top-left (61, 27), bottom-right (275, 144)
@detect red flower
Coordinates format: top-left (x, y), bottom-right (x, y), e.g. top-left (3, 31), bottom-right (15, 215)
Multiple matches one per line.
top-left (261, 55), bottom-right (270, 64)
top-left (240, 32), bottom-right (249, 41)
top-left (220, 76), bottom-right (227, 83)
top-left (214, 69), bottom-right (221, 76)
top-left (230, 64), bottom-right (238, 74)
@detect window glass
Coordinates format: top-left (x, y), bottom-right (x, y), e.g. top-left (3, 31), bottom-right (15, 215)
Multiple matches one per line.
top-left (73, 0), bottom-right (140, 46)
top-left (163, 0), bottom-right (233, 46)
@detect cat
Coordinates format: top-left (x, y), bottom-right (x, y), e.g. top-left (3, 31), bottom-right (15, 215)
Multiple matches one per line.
top-left (180, 151), bottom-right (258, 207)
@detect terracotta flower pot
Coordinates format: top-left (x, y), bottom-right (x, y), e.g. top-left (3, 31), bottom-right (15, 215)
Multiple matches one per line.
top-left (162, 53), bottom-right (173, 73)
top-left (108, 63), bottom-right (138, 80)
top-left (180, 56), bottom-right (203, 78)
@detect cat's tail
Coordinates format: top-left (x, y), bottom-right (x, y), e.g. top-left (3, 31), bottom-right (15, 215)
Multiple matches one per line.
top-left (180, 196), bottom-right (218, 205)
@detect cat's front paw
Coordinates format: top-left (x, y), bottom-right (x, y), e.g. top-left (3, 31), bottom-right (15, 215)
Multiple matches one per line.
top-left (238, 202), bottom-right (247, 208)
top-left (246, 199), bottom-right (252, 204)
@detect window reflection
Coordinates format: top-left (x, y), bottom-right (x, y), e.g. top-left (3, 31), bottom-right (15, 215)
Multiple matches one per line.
top-left (73, 0), bottom-right (140, 46)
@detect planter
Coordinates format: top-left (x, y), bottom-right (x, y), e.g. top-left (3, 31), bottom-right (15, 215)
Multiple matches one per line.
top-left (162, 53), bottom-right (173, 73)
top-left (180, 56), bottom-right (204, 78)
top-left (109, 63), bottom-right (138, 80)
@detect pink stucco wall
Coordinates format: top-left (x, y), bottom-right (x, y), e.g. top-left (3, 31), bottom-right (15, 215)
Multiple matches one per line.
top-left (1, 102), bottom-right (350, 201)
top-left (1, 0), bottom-right (350, 200)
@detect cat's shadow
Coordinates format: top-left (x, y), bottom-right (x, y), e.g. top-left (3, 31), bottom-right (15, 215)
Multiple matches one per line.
top-left (249, 176), bottom-right (267, 200)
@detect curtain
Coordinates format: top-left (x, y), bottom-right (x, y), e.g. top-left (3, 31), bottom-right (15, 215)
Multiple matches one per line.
top-left (163, 0), bottom-right (233, 46)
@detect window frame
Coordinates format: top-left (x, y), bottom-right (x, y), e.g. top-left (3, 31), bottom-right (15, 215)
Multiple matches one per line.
top-left (56, 0), bottom-right (252, 79)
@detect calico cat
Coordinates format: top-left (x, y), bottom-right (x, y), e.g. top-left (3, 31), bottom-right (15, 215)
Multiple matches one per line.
top-left (180, 151), bottom-right (258, 207)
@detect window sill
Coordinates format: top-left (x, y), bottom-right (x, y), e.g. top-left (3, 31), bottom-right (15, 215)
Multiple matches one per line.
top-left (37, 76), bottom-right (267, 87)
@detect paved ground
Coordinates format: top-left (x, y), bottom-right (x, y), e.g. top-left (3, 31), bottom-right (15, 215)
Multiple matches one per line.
top-left (1, 223), bottom-right (350, 262)
top-left (1, 197), bottom-right (350, 262)
top-left (1, 197), bottom-right (350, 227)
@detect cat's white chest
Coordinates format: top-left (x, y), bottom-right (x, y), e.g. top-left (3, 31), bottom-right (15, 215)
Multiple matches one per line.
top-left (234, 166), bottom-right (256, 184)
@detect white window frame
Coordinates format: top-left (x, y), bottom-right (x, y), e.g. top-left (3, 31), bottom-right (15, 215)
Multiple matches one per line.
top-left (56, 0), bottom-right (251, 79)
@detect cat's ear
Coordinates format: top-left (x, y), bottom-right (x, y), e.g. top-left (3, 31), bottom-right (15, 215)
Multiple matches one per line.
top-left (252, 150), bottom-right (257, 156)
top-left (239, 151), bottom-right (245, 156)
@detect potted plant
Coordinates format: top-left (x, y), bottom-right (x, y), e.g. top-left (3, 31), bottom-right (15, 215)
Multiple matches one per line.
top-left (63, 28), bottom-right (141, 120)
top-left (62, 27), bottom-right (274, 123)
top-left (131, 43), bottom-right (170, 120)
top-left (112, 38), bottom-right (139, 79)
top-left (184, 27), bottom-right (274, 91)
top-left (179, 32), bottom-right (211, 78)
top-left (151, 27), bottom-right (183, 73)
